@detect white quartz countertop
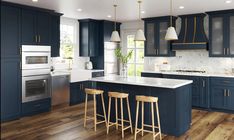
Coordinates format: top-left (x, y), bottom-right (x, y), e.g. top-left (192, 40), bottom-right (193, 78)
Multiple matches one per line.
top-left (90, 75), bottom-right (193, 89)
top-left (142, 71), bottom-right (234, 78)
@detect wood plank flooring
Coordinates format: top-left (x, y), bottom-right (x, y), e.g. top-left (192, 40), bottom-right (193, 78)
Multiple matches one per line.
top-left (1, 101), bottom-right (234, 140)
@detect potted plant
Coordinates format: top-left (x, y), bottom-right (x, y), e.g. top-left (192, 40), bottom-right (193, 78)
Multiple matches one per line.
top-left (115, 47), bottom-right (133, 77)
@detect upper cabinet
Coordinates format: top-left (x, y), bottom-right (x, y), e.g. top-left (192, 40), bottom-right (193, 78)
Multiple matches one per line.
top-left (143, 16), bottom-right (176, 57)
top-left (21, 9), bottom-right (51, 45)
top-left (51, 13), bottom-right (62, 57)
top-left (79, 19), bottom-right (100, 57)
top-left (207, 10), bottom-right (234, 57)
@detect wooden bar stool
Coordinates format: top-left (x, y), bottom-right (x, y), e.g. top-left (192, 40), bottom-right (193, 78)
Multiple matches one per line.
top-left (84, 88), bottom-right (107, 131)
top-left (134, 95), bottom-right (162, 140)
top-left (107, 92), bottom-right (133, 138)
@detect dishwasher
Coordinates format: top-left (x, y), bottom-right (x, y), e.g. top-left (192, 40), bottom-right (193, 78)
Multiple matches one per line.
top-left (51, 74), bottom-right (70, 106)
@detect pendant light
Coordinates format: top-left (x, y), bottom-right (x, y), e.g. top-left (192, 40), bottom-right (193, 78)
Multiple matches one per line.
top-left (110, 4), bottom-right (121, 42)
top-left (134, 0), bottom-right (146, 41)
top-left (165, 0), bottom-right (178, 40)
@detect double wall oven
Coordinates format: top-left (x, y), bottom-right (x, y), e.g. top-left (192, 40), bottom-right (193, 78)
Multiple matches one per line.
top-left (22, 45), bottom-right (51, 103)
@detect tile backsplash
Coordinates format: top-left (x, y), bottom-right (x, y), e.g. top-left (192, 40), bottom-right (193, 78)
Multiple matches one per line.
top-left (144, 50), bottom-right (234, 74)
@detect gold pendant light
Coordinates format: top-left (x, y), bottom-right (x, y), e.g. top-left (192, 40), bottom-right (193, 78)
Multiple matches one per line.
top-left (134, 0), bottom-right (146, 41)
top-left (110, 4), bottom-right (121, 42)
top-left (165, 0), bottom-right (178, 40)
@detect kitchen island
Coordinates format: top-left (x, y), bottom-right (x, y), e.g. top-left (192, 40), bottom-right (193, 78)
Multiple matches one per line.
top-left (90, 75), bottom-right (193, 136)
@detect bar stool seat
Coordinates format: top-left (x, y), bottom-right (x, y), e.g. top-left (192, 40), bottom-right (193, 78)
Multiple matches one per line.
top-left (84, 88), bottom-right (107, 131)
top-left (107, 92), bottom-right (133, 138)
top-left (135, 95), bottom-right (162, 140)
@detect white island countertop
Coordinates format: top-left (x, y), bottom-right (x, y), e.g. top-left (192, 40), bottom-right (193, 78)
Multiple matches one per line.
top-left (90, 75), bottom-right (193, 89)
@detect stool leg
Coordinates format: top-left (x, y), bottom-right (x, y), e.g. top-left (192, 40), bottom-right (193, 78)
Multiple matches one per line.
top-left (156, 102), bottom-right (162, 140)
top-left (134, 101), bottom-right (140, 140)
top-left (93, 94), bottom-right (97, 131)
top-left (115, 98), bottom-right (118, 130)
top-left (120, 98), bottom-right (124, 138)
top-left (107, 97), bottom-right (112, 134)
top-left (141, 101), bottom-right (144, 136)
top-left (151, 102), bottom-right (155, 140)
top-left (101, 94), bottom-right (107, 127)
top-left (84, 93), bottom-right (88, 128)
top-left (126, 97), bottom-right (133, 134)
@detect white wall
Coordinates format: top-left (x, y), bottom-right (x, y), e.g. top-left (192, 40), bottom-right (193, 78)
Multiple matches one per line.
top-left (121, 19), bottom-right (234, 74)
top-left (52, 17), bottom-right (89, 70)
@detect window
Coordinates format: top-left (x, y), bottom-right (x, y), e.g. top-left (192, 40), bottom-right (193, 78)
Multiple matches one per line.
top-left (60, 24), bottom-right (75, 59)
top-left (126, 35), bottom-right (144, 76)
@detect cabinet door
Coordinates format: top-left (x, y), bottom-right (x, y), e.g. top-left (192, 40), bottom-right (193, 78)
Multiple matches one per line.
top-left (79, 22), bottom-right (89, 56)
top-left (1, 5), bottom-right (21, 59)
top-left (200, 78), bottom-right (209, 108)
top-left (226, 88), bottom-right (234, 111)
top-left (145, 22), bottom-right (156, 56)
top-left (70, 82), bottom-right (84, 105)
top-left (51, 15), bottom-right (60, 57)
top-left (229, 16), bottom-right (234, 56)
top-left (210, 86), bottom-right (226, 110)
top-left (89, 21), bottom-right (99, 57)
top-left (21, 9), bottom-right (37, 45)
top-left (1, 59), bottom-right (21, 121)
top-left (210, 17), bottom-right (224, 56)
top-left (37, 12), bottom-right (51, 45)
top-left (158, 22), bottom-right (169, 56)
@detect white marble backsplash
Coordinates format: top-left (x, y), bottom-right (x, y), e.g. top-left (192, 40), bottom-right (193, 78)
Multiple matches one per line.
top-left (144, 50), bottom-right (234, 74)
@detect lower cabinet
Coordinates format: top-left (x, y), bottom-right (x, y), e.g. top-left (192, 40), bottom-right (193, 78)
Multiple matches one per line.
top-left (162, 74), bottom-right (209, 108)
top-left (70, 81), bottom-right (95, 105)
top-left (210, 78), bottom-right (234, 111)
top-left (21, 98), bottom-right (51, 116)
top-left (1, 58), bottom-right (21, 122)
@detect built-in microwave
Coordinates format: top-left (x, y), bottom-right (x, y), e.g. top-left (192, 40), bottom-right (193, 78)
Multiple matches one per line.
top-left (22, 45), bottom-right (51, 70)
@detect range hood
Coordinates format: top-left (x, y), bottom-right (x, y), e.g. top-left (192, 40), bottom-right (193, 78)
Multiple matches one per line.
top-left (172, 13), bottom-right (208, 50)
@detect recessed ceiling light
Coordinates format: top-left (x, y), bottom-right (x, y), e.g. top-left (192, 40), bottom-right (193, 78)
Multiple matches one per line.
top-left (179, 6), bottom-right (185, 9)
top-left (32, 0), bottom-right (38, 2)
top-left (141, 11), bottom-right (145, 14)
top-left (107, 15), bottom-right (112, 18)
top-left (77, 8), bottom-right (82, 12)
top-left (225, 0), bottom-right (232, 3)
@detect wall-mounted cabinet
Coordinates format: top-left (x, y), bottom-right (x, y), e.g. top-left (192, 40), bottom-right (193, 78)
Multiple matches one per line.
top-left (21, 9), bottom-right (51, 45)
top-left (207, 10), bottom-right (234, 57)
top-left (143, 16), bottom-right (176, 57)
top-left (51, 13), bottom-right (62, 57)
top-left (79, 19), bottom-right (100, 57)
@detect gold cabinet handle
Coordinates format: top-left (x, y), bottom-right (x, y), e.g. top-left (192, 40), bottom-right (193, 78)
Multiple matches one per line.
top-left (38, 35), bottom-right (41, 43)
top-left (202, 80), bottom-right (205, 87)
top-left (224, 48), bottom-right (226, 55)
top-left (35, 35), bottom-right (38, 43)
top-left (224, 89), bottom-right (227, 96)
top-left (228, 90), bottom-right (230, 97)
top-left (227, 48), bottom-right (230, 55)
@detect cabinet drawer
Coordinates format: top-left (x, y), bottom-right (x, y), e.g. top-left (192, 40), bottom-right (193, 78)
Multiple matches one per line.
top-left (92, 71), bottom-right (104, 78)
top-left (141, 72), bottom-right (163, 78)
top-left (22, 98), bottom-right (51, 116)
top-left (210, 77), bottom-right (234, 87)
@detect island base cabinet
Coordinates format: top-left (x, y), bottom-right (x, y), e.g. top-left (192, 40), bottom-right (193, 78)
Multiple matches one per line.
top-left (95, 82), bottom-right (192, 137)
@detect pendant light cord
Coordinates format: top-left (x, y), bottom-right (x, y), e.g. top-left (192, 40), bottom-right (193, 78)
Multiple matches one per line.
top-left (138, 1), bottom-right (141, 20)
top-left (170, 0), bottom-right (172, 26)
top-left (114, 4), bottom-right (117, 31)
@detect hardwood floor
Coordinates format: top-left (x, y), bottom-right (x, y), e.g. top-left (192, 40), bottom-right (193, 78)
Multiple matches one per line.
top-left (1, 101), bottom-right (234, 140)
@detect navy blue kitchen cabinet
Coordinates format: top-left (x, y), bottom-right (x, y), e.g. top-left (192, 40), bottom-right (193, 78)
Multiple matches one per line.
top-left (143, 16), bottom-right (176, 57)
top-left (21, 98), bottom-right (51, 116)
top-left (1, 59), bottom-right (21, 122)
top-left (1, 4), bottom-right (21, 59)
top-left (1, 3), bottom-right (22, 122)
top-left (21, 9), bottom-right (51, 45)
top-left (79, 19), bottom-right (100, 57)
top-left (207, 10), bottom-right (234, 57)
top-left (70, 81), bottom-right (96, 105)
top-left (141, 72), bottom-right (163, 78)
top-left (210, 77), bottom-right (234, 111)
top-left (51, 13), bottom-right (62, 57)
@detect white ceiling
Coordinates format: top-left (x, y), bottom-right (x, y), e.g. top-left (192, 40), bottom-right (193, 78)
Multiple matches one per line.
top-left (3, 0), bottom-right (234, 21)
